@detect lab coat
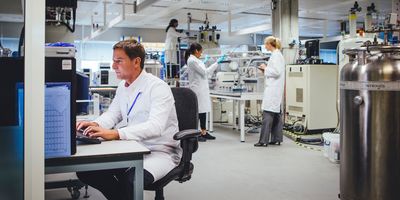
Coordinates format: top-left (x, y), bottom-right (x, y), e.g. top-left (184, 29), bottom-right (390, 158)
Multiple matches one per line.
top-left (262, 49), bottom-right (285, 113)
top-left (94, 70), bottom-right (181, 181)
top-left (164, 28), bottom-right (186, 64)
top-left (187, 55), bottom-right (218, 113)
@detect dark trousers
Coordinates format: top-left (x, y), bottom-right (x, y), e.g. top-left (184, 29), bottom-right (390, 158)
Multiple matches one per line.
top-left (199, 113), bottom-right (206, 130)
top-left (258, 110), bottom-right (283, 144)
top-left (76, 168), bottom-right (154, 200)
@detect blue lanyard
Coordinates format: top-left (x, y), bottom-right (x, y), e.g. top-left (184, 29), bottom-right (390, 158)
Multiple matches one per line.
top-left (127, 92), bottom-right (142, 117)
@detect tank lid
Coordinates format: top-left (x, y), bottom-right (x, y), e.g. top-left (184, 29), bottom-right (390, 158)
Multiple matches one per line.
top-left (343, 45), bottom-right (400, 55)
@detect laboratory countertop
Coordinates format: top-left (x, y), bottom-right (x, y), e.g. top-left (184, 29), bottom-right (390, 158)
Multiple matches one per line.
top-left (210, 90), bottom-right (263, 99)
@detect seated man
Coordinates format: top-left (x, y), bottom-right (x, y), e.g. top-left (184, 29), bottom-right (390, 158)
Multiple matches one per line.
top-left (76, 39), bottom-right (181, 200)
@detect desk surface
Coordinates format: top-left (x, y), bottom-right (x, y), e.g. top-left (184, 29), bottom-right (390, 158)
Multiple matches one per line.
top-left (45, 140), bottom-right (149, 200)
top-left (76, 140), bottom-right (150, 157)
top-left (46, 140), bottom-right (150, 166)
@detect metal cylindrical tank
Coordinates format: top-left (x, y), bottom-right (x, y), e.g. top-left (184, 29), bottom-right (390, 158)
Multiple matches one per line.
top-left (340, 46), bottom-right (400, 200)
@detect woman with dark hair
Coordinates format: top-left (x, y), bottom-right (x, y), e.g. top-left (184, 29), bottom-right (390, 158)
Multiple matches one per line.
top-left (186, 42), bottom-right (225, 141)
top-left (165, 19), bottom-right (187, 64)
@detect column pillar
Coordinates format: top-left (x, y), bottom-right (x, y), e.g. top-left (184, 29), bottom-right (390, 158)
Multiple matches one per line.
top-left (271, 0), bottom-right (299, 65)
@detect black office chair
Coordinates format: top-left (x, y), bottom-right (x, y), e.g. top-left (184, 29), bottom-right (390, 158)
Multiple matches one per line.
top-left (144, 87), bottom-right (201, 200)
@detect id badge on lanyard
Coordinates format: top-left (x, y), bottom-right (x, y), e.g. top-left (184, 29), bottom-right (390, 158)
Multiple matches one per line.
top-left (125, 91), bottom-right (142, 126)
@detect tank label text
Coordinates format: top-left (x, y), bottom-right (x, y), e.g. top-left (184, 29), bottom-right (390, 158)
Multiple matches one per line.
top-left (340, 81), bottom-right (400, 91)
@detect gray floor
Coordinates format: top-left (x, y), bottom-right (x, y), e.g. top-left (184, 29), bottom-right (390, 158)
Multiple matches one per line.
top-left (46, 126), bottom-right (339, 200)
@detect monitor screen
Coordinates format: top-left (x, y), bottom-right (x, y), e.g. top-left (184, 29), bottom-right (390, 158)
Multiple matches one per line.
top-left (320, 49), bottom-right (337, 64)
top-left (76, 71), bottom-right (90, 114)
top-left (305, 40), bottom-right (320, 58)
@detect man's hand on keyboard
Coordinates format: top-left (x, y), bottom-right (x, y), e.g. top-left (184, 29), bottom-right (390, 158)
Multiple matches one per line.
top-left (83, 126), bottom-right (120, 141)
top-left (76, 121), bottom-right (99, 132)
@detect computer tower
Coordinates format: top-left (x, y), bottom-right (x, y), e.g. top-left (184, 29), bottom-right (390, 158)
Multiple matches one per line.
top-left (45, 56), bottom-right (77, 156)
top-left (0, 56), bottom-right (77, 156)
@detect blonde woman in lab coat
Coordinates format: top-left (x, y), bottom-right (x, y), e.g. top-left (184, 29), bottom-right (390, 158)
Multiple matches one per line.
top-left (76, 40), bottom-right (181, 199)
top-left (186, 42), bottom-right (225, 141)
top-left (254, 36), bottom-right (285, 147)
top-left (165, 19), bottom-right (187, 64)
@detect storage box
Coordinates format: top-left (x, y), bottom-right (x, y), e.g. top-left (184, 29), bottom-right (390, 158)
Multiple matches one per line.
top-left (45, 46), bottom-right (76, 58)
top-left (322, 132), bottom-right (340, 163)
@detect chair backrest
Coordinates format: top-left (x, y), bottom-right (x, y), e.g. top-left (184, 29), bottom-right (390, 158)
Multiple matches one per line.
top-left (144, 87), bottom-right (200, 195)
top-left (171, 87), bottom-right (199, 182)
top-left (171, 87), bottom-right (198, 131)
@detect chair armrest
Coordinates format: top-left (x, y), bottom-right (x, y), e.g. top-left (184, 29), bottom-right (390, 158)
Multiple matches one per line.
top-left (173, 129), bottom-right (201, 140)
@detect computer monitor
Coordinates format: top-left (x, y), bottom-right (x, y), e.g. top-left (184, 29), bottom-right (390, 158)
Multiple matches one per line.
top-left (305, 40), bottom-right (320, 58)
top-left (0, 57), bottom-right (24, 126)
top-left (76, 71), bottom-right (90, 114)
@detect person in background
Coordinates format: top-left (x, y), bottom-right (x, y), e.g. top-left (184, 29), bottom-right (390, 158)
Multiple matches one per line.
top-left (164, 19), bottom-right (187, 65)
top-left (254, 36), bottom-right (285, 147)
top-left (185, 42), bottom-right (225, 142)
top-left (76, 39), bottom-right (181, 200)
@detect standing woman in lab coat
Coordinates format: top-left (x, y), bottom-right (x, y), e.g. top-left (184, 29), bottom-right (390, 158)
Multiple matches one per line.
top-left (254, 36), bottom-right (285, 147)
top-left (165, 19), bottom-right (187, 64)
top-left (186, 42), bottom-right (224, 141)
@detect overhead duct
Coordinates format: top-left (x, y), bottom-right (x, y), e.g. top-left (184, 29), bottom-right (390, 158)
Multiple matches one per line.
top-left (133, 0), bottom-right (160, 13)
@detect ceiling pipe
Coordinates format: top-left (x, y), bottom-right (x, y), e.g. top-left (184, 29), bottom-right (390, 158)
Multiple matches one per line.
top-left (133, 0), bottom-right (160, 13)
top-left (84, 0), bottom-right (126, 40)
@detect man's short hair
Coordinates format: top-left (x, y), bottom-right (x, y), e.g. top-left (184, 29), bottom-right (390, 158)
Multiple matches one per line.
top-left (113, 39), bottom-right (145, 69)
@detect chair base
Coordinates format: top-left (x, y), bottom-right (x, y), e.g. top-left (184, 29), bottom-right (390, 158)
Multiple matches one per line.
top-left (155, 188), bottom-right (165, 200)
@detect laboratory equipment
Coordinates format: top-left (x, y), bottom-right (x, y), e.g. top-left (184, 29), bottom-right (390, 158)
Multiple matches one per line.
top-left (92, 62), bottom-right (120, 86)
top-left (186, 12), bottom-right (221, 56)
top-left (45, 45), bottom-right (76, 57)
top-left (46, 0), bottom-right (78, 32)
top-left (0, 45), bottom-right (12, 57)
top-left (285, 64), bottom-right (338, 133)
top-left (305, 40), bottom-right (320, 60)
top-left (211, 51), bottom-right (267, 94)
top-left (144, 59), bottom-right (163, 78)
top-left (339, 25), bottom-right (400, 199)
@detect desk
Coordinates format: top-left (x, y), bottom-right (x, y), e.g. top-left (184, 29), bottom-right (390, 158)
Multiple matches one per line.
top-left (45, 140), bottom-right (150, 200)
top-left (210, 91), bottom-right (263, 142)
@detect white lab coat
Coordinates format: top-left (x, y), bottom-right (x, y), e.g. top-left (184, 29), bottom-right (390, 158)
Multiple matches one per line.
top-left (94, 70), bottom-right (181, 181)
top-left (187, 55), bottom-right (218, 113)
top-left (164, 27), bottom-right (187, 64)
top-left (262, 49), bottom-right (285, 113)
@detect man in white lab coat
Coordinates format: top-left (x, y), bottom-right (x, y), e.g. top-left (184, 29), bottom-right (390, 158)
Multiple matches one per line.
top-left (254, 36), bottom-right (285, 147)
top-left (76, 39), bottom-right (181, 200)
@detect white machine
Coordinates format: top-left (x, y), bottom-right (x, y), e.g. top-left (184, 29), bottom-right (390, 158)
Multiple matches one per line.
top-left (144, 59), bottom-right (163, 78)
top-left (285, 64), bottom-right (338, 133)
top-left (215, 72), bottom-right (237, 91)
top-left (91, 62), bottom-right (120, 86)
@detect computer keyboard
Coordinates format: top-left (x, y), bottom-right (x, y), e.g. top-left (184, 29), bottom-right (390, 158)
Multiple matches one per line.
top-left (76, 131), bottom-right (101, 144)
